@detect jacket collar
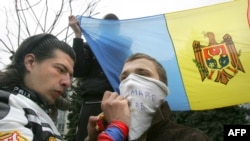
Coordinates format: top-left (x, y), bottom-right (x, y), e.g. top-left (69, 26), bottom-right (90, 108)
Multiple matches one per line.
top-left (12, 86), bottom-right (50, 114)
top-left (151, 101), bottom-right (172, 126)
top-left (137, 102), bottom-right (172, 141)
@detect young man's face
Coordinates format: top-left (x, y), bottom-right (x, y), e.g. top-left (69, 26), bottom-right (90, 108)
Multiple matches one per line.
top-left (120, 58), bottom-right (160, 82)
top-left (24, 49), bottom-right (74, 104)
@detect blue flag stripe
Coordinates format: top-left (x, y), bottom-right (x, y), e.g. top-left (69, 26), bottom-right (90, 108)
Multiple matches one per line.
top-left (77, 15), bottom-right (190, 110)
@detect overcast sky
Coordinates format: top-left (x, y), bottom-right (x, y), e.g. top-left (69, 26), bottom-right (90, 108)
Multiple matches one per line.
top-left (0, 0), bottom-right (231, 69)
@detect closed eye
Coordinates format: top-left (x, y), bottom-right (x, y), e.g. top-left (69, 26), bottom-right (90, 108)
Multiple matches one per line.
top-left (56, 66), bottom-right (65, 73)
top-left (120, 75), bottom-right (127, 81)
top-left (120, 69), bottom-right (152, 81)
top-left (120, 72), bottom-right (128, 81)
top-left (136, 69), bottom-right (151, 77)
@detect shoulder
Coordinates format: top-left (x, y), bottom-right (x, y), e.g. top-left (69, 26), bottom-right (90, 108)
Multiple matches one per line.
top-left (173, 124), bottom-right (211, 141)
top-left (0, 90), bottom-right (11, 103)
top-left (0, 90), bottom-right (11, 119)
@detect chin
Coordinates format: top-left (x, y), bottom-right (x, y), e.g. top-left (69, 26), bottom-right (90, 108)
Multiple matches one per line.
top-left (47, 99), bottom-right (55, 105)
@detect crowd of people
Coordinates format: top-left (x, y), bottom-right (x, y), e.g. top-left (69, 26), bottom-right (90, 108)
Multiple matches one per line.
top-left (0, 13), bottom-right (211, 141)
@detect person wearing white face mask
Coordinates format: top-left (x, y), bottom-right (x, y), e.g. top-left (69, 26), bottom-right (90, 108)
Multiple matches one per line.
top-left (86, 53), bottom-right (211, 141)
top-left (119, 73), bottom-right (169, 140)
top-left (119, 53), bottom-right (211, 141)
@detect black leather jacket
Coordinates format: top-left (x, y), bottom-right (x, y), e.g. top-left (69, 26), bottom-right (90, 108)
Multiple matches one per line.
top-left (72, 38), bottom-right (113, 97)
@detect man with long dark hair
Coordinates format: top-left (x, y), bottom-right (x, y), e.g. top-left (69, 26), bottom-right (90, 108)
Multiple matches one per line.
top-left (0, 33), bottom-right (130, 141)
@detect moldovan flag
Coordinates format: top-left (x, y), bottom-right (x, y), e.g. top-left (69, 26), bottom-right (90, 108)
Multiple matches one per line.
top-left (77, 0), bottom-right (250, 111)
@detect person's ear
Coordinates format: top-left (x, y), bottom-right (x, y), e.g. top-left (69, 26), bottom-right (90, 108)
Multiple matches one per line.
top-left (24, 53), bottom-right (36, 71)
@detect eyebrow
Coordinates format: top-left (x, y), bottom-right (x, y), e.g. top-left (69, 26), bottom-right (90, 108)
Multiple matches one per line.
top-left (134, 68), bottom-right (151, 74)
top-left (57, 63), bottom-right (73, 77)
top-left (120, 68), bottom-right (151, 77)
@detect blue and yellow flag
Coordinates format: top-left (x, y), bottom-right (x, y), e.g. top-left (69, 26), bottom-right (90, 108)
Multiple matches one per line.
top-left (77, 0), bottom-right (250, 111)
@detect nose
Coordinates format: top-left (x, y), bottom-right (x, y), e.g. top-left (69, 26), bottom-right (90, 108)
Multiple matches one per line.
top-left (61, 73), bottom-right (71, 88)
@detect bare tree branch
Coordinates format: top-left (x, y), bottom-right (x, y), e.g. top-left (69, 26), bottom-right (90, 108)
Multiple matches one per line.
top-left (65, 0), bottom-right (73, 42)
top-left (88, 0), bottom-right (101, 16)
top-left (24, 0), bottom-right (45, 32)
top-left (1, 0), bottom-right (101, 66)
top-left (15, 0), bottom-right (21, 46)
top-left (4, 8), bottom-right (15, 52)
top-left (43, 0), bottom-right (49, 31)
top-left (19, 0), bottom-right (31, 36)
top-left (47, 0), bottom-right (64, 33)
top-left (0, 39), bottom-right (14, 54)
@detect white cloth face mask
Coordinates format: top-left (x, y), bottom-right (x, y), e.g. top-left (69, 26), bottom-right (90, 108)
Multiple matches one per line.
top-left (119, 73), bottom-right (169, 141)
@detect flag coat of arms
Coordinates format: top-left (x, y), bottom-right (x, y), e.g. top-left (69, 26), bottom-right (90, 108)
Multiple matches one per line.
top-left (77, 0), bottom-right (250, 110)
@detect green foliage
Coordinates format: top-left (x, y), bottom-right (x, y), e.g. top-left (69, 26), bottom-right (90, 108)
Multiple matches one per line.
top-left (172, 105), bottom-right (250, 141)
top-left (64, 82), bottom-right (83, 141)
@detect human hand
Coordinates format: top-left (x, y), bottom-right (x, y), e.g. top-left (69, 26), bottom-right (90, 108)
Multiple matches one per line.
top-left (68, 15), bottom-right (82, 38)
top-left (86, 116), bottom-right (99, 141)
top-left (101, 91), bottom-right (130, 127)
